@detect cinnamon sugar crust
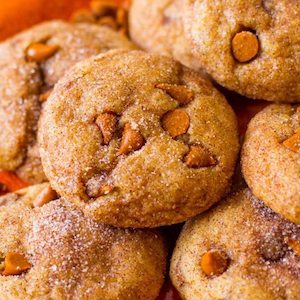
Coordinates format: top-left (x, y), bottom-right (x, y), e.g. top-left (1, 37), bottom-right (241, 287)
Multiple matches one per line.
top-left (130, 0), bottom-right (300, 102)
top-left (0, 184), bottom-right (166, 300)
top-left (39, 50), bottom-right (239, 228)
top-left (0, 20), bottom-right (135, 184)
top-left (242, 104), bottom-right (300, 224)
top-left (171, 188), bottom-right (300, 300)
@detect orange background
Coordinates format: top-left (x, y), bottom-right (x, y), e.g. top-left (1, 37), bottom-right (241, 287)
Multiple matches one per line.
top-left (0, 0), bottom-right (90, 41)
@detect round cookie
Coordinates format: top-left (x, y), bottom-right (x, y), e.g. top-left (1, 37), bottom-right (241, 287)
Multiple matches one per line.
top-left (0, 184), bottom-right (166, 300)
top-left (0, 20), bottom-right (135, 184)
top-left (129, 0), bottom-right (198, 72)
top-left (171, 188), bottom-right (300, 300)
top-left (241, 104), bottom-right (300, 224)
top-left (129, 0), bottom-right (300, 102)
top-left (39, 49), bottom-right (239, 228)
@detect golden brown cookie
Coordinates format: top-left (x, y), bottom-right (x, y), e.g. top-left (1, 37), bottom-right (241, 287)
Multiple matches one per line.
top-left (241, 104), bottom-right (300, 224)
top-left (0, 184), bottom-right (166, 300)
top-left (0, 20), bottom-right (135, 184)
top-left (130, 0), bottom-right (300, 102)
top-left (171, 188), bottom-right (300, 300)
top-left (39, 49), bottom-right (239, 228)
top-left (129, 0), bottom-right (196, 71)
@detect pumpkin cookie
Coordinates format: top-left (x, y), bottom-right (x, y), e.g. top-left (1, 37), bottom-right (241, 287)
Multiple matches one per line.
top-left (171, 188), bottom-right (300, 300)
top-left (39, 50), bottom-right (239, 228)
top-left (130, 0), bottom-right (300, 102)
top-left (0, 184), bottom-right (166, 300)
top-left (0, 20), bottom-right (135, 184)
top-left (241, 104), bottom-right (300, 224)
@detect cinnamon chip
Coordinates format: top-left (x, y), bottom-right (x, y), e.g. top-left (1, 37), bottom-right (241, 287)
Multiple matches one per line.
top-left (1, 252), bottom-right (31, 276)
top-left (118, 123), bottom-right (145, 155)
top-left (33, 185), bottom-right (57, 208)
top-left (156, 83), bottom-right (194, 105)
top-left (26, 43), bottom-right (59, 63)
top-left (162, 109), bottom-right (190, 138)
top-left (232, 31), bottom-right (259, 63)
top-left (184, 145), bottom-right (217, 168)
top-left (200, 250), bottom-right (229, 277)
top-left (96, 113), bottom-right (117, 145)
top-left (282, 129), bottom-right (300, 153)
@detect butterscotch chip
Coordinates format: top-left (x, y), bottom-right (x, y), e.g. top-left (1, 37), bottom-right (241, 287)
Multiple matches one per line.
top-left (231, 31), bottom-right (259, 63)
top-left (98, 16), bottom-right (118, 30)
top-left (1, 252), bottom-right (31, 276)
top-left (184, 145), bottom-right (217, 168)
top-left (0, 21), bottom-right (135, 184)
top-left (171, 188), bottom-right (300, 299)
top-left (200, 250), bottom-right (229, 277)
top-left (0, 185), bottom-right (167, 299)
top-left (26, 43), bottom-right (59, 63)
top-left (96, 113), bottom-right (117, 145)
top-left (39, 88), bottom-right (53, 102)
top-left (242, 104), bottom-right (300, 223)
top-left (130, 0), bottom-right (300, 102)
top-left (39, 50), bottom-right (239, 228)
top-left (162, 109), bottom-right (190, 138)
top-left (118, 123), bottom-right (145, 155)
top-left (287, 238), bottom-right (300, 256)
top-left (282, 129), bottom-right (300, 153)
top-left (32, 184), bottom-right (57, 208)
top-left (156, 83), bottom-right (194, 105)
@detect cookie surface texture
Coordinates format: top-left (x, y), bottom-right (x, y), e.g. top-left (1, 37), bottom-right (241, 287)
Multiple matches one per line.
top-left (242, 104), bottom-right (300, 224)
top-left (130, 0), bottom-right (300, 102)
top-left (39, 50), bottom-right (239, 228)
top-left (171, 188), bottom-right (300, 300)
top-left (0, 20), bottom-right (135, 183)
top-left (0, 184), bottom-right (166, 300)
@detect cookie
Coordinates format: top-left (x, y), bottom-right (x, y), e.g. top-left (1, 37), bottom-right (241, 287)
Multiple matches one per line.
top-left (241, 104), bottom-right (300, 224)
top-left (39, 49), bottom-right (239, 228)
top-left (0, 184), bottom-right (166, 300)
top-left (129, 0), bottom-right (196, 71)
top-left (0, 20), bottom-right (135, 184)
top-left (171, 188), bottom-right (300, 300)
top-left (129, 0), bottom-right (300, 102)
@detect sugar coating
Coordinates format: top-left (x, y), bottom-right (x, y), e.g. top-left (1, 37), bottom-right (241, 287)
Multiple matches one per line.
top-left (130, 0), bottom-right (300, 102)
top-left (39, 50), bottom-right (239, 228)
top-left (0, 184), bottom-right (166, 300)
top-left (171, 188), bottom-right (300, 300)
top-left (0, 20), bottom-right (135, 183)
top-left (242, 104), bottom-right (300, 224)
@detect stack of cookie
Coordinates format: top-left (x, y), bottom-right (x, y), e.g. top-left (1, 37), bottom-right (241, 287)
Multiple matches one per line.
top-left (130, 0), bottom-right (300, 299)
top-left (0, 0), bottom-right (299, 299)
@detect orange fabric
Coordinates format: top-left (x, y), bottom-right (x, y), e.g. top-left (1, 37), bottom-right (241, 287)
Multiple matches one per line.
top-left (0, 0), bottom-right (90, 41)
top-left (0, 171), bottom-right (29, 192)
